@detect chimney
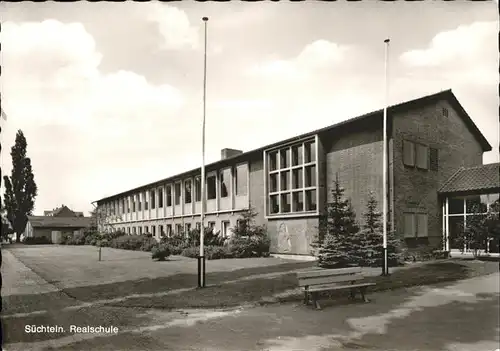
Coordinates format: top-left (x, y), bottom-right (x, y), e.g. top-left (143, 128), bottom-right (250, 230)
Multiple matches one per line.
top-left (221, 148), bottom-right (243, 160)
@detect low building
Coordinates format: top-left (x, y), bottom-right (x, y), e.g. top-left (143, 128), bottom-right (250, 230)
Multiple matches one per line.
top-left (24, 205), bottom-right (92, 243)
top-left (93, 89), bottom-right (498, 257)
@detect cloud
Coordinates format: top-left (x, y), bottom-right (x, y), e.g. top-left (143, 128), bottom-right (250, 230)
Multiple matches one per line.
top-left (1, 19), bottom-right (185, 213)
top-left (399, 21), bottom-right (497, 86)
top-left (144, 3), bottom-right (199, 50)
top-left (247, 40), bottom-right (350, 81)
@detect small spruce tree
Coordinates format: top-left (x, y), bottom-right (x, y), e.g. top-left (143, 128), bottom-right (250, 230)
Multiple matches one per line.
top-left (317, 174), bottom-right (361, 268)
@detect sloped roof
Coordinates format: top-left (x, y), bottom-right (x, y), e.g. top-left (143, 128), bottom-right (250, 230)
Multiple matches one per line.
top-left (27, 216), bottom-right (92, 228)
top-left (439, 163), bottom-right (500, 194)
top-left (94, 89), bottom-right (492, 203)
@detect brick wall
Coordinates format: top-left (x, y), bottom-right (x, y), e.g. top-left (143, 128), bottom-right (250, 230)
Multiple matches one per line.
top-left (323, 120), bottom-right (385, 226)
top-left (392, 99), bottom-right (484, 247)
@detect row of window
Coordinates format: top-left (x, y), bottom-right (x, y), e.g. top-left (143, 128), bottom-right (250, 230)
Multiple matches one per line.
top-left (116, 220), bottom-right (233, 238)
top-left (103, 164), bottom-right (248, 216)
top-left (446, 194), bottom-right (500, 215)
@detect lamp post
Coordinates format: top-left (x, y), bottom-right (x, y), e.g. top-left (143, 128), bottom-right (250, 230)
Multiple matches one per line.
top-left (198, 16), bottom-right (209, 288)
top-left (382, 38), bottom-right (390, 276)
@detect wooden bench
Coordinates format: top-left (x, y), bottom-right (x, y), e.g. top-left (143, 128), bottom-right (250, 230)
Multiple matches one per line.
top-left (296, 267), bottom-right (376, 310)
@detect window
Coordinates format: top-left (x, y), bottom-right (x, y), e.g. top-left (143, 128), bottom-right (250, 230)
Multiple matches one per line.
top-left (466, 195), bottom-right (487, 213)
top-left (132, 196), bottom-right (136, 212)
top-left (127, 227), bottom-right (131, 234)
top-left (138, 193), bottom-right (142, 211)
top-left (235, 163), bottom-right (248, 196)
top-left (144, 192), bottom-right (149, 211)
top-left (151, 225), bottom-right (156, 236)
top-left (281, 193), bottom-right (291, 213)
top-left (236, 219), bottom-right (248, 232)
top-left (127, 198), bottom-right (130, 213)
top-left (133, 227), bottom-right (136, 234)
top-left (176, 224), bottom-right (183, 235)
top-left (305, 166), bottom-right (316, 187)
top-left (449, 198), bottom-right (464, 215)
top-left (429, 148), bottom-right (439, 171)
top-left (174, 182), bottom-right (181, 205)
top-left (150, 190), bottom-right (156, 209)
top-left (195, 177), bottom-right (201, 202)
top-left (280, 148), bottom-right (290, 168)
top-left (166, 224), bottom-right (172, 237)
top-left (195, 222), bottom-right (201, 231)
top-left (304, 141), bottom-right (316, 163)
top-left (207, 175), bottom-right (217, 200)
top-left (292, 144), bottom-right (303, 166)
top-left (166, 185), bottom-right (172, 207)
top-left (208, 221), bottom-right (216, 233)
top-left (292, 191), bottom-right (304, 212)
top-left (159, 225), bottom-right (164, 237)
top-left (266, 138), bottom-right (318, 216)
top-left (222, 221), bottom-right (230, 237)
top-left (138, 226), bottom-right (143, 235)
top-left (185, 223), bottom-right (191, 234)
top-left (269, 152), bottom-right (278, 171)
top-left (404, 211), bottom-right (428, 238)
top-left (184, 179), bottom-right (192, 204)
top-left (220, 168), bottom-right (231, 198)
top-left (158, 188), bottom-right (164, 208)
top-left (305, 190), bottom-right (317, 211)
top-left (403, 140), bottom-right (429, 170)
top-left (442, 107), bottom-right (449, 117)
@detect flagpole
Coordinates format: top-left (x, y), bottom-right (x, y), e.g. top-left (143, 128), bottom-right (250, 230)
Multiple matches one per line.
top-left (382, 38), bottom-right (390, 276)
top-left (198, 16), bottom-right (209, 288)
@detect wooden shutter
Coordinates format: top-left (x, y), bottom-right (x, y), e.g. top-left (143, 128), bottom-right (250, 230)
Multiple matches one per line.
top-left (416, 144), bottom-right (429, 169)
top-left (416, 213), bottom-right (428, 237)
top-left (403, 141), bottom-right (415, 166)
top-left (404, 213), bottom-right (415, 238)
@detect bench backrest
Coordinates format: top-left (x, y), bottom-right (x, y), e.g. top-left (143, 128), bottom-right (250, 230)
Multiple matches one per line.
top-left (296, 267), bottom-right (364, 287)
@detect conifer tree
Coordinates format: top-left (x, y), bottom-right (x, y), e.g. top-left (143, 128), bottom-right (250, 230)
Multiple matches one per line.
top-left (317, 174), bottom-right (361, 268)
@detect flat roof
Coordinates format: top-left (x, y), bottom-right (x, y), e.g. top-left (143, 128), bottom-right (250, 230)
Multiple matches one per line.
top-left (94, 89), bottom-right (492, 203)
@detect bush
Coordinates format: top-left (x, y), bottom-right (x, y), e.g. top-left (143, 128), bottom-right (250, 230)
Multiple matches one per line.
top-left (152, 244), bottom-right (171, 261)
top-left (141, 237), bottom-right (158, 252)
top-left (110, 235), bottom-right (144, 251)
top-left (227, 236), bottom-right (271, 258)
top-left (160, 235), bottom-right (190, 255)
top-left (181, 246), bottom-right (200, 258)
top-left (24, 236), bottom-right (52, 245)
top-left (98, 239), bottom-right (109, 247)
top-left (65, 231), bottom-right (87, 245)
top-left (180, 245), bottom-right (232, 260)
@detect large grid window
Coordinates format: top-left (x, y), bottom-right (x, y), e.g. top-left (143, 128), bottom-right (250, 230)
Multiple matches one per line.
top-left (266, 138), bottom-right (318, 215)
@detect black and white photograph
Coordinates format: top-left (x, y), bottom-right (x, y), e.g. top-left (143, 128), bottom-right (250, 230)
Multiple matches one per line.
top-left (0, 1), bottom-right (499, 350)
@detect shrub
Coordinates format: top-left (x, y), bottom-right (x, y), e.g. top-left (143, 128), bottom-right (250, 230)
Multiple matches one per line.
top-left (226, 208), bottom-right (271, 258)
top-left (141, 237), bottom-right (158, 252)
top-left (152, 244), bottom-right (171, 261)
top-left (160, 235), bottom-right (190, 254)
top-left (66, 231), bottom-right (86, 245)
top-left (181, 246), bottom-right (200, 258)
top-left (24, 236), bottom-right (52, 245)
top-left (98, 239), bottom-right (109, 247)
top-left (110, 235), bottom-right (144, 251)
top-left (101, 230), bottom-right (126, 242)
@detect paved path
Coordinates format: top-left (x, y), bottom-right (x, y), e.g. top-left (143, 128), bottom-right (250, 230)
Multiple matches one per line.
top-left (2, 247), bottom-right (499, 351)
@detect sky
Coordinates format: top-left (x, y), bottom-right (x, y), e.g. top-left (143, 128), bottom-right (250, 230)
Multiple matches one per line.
top-left (0, 1), bottom-right (498, 216)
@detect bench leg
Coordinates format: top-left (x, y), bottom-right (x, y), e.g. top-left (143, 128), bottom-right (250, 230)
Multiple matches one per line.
top-left (312, 292), bottom-right (321, 310)
top-left (359, 287), bottom-right (370, 303)
top-left (303, 290), bottom-right (310, 305)
top-left (348, 288), bottom-right (356, 300)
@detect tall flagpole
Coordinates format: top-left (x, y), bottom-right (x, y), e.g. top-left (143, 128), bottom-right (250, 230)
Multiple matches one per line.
top-left (382, 38), bottom-right (390, 276)
top-left (198, 17), bottom-right (209, 288)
